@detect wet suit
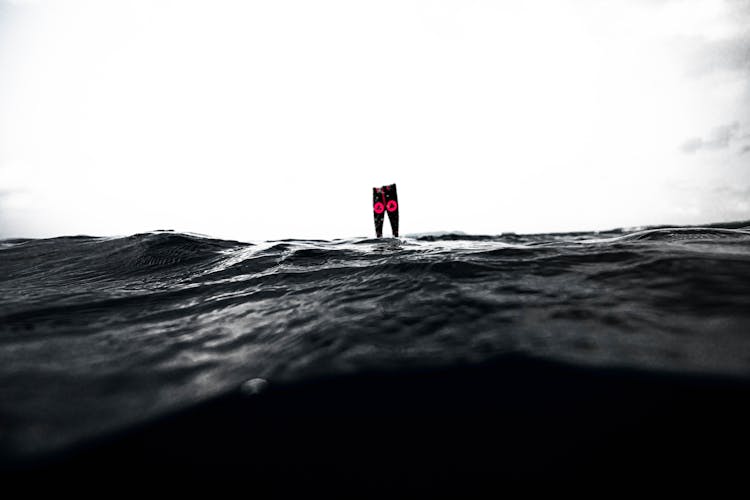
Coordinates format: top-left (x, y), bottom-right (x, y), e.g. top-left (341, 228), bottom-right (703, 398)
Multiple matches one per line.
top-left (373, 183), bottom-right (399, 238)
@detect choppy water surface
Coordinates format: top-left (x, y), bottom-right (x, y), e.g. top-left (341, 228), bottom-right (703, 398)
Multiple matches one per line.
top-left (2, 223), bottom-right (750, 460)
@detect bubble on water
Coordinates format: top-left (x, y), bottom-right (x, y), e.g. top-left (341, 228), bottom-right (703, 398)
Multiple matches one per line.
top-left (240, 378), bottom-right (269, 396)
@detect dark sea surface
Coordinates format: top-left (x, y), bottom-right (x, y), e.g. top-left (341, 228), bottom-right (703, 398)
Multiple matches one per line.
top-left (2, 221), bottom-right (750, 484)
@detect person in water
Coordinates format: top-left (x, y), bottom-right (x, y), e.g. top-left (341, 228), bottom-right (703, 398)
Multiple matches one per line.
top-left (372, 183), bottom-right (399, 238)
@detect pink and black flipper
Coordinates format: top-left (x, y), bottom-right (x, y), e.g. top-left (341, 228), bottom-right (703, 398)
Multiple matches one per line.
top-left (373, 183), bottom-right (399, 238)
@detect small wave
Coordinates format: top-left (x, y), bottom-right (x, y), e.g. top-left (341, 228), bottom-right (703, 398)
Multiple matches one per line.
top-left (411, 233), bottom-right (500, 242)
top-left (85, 232), bottom-right (245, 276)
top-left (616, 227), bottom-right (750, 242)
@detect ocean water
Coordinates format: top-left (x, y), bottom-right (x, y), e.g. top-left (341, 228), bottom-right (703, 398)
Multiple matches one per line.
top-left (2, 222), bottom-right (750, 476)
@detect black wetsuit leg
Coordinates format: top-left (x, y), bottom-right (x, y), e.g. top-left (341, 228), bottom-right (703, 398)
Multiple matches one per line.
top-left (373, 187), bottom-right (385, 238)
top-left (383, 183), bottom-right (399, 237)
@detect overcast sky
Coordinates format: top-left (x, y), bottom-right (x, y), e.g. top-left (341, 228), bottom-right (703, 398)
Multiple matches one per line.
top-left (0, 0), bottom-right (748, 241)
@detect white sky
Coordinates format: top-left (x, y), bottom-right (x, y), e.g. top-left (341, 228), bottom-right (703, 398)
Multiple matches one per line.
top-left (0, 0), bottom-right (749, 240)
